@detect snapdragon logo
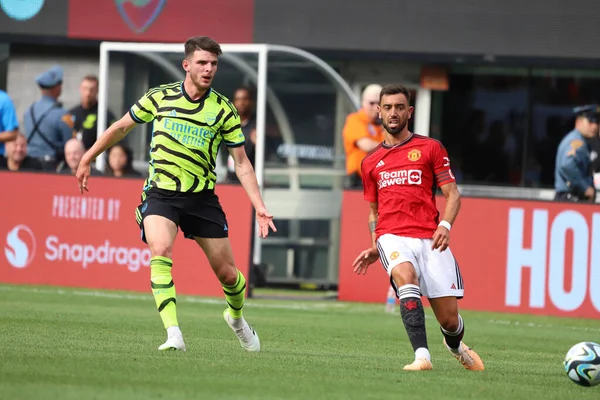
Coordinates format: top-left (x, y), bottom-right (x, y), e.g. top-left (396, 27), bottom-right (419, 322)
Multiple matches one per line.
top-left (4, 225), bottom-right (36, 268)
top-left (45, 236), bottom-right (151, 272)
top-left (0, 0), bottom-right (45, 21)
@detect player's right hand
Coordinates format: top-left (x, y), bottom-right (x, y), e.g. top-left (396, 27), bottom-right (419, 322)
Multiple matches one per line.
top-left (352, 247), bottom-right (379, 275)
top-left (76, 162), bottom-right (91, 194)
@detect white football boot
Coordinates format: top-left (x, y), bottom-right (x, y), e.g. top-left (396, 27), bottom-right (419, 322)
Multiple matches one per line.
top-left (223, 309), bottom-right (260, 352)
top-left (158, 328), bottom-right (187, 352)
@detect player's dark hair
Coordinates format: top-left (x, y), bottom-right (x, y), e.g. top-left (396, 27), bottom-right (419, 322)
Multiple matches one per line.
top-left (184, 36), bottom-right (223, 58)
top-left (379, 84), bottom-right (411, 104)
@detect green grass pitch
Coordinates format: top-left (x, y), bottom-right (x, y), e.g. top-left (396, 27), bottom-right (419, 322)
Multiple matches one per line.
top-left (0, 283), bottom-right (599, 400)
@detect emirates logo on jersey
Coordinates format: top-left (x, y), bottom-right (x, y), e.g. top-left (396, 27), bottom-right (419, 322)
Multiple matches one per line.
top-left (378, 169), bottom-right (422, 189)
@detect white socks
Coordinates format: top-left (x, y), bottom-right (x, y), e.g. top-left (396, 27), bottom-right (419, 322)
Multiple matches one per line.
top-left (448, 342), bottom-right (465, 355)
top-left (415, 347), bottom-right (431, 362)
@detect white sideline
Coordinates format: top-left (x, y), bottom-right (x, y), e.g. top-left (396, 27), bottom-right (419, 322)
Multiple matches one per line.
top-left (1, 285), bottom-right (599, 333)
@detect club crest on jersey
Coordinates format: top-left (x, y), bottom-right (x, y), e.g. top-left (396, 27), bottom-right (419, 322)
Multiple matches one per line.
top-left (204, 112), bottom-right (217, 125)
top-left (407, 149), bottom-right (421, 162)
top-left (390, 251), bottom-right (399, 260)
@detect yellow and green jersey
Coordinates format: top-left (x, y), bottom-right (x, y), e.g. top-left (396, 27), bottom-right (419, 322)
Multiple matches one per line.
top-left (129, 81), bottom-right (245, 193)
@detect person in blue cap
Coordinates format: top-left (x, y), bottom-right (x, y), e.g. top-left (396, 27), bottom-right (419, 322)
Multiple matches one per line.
top-left (23, 65), bottom-right (76, 171)
top-left (554, 104), bottom-right (598, 202)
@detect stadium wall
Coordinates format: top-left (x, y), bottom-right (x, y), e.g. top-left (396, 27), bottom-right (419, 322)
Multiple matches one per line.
top-left (0, 172), bottom-right (253, 298)
top-left (2, 172), bottom-right (598, 319)
top-left (338, 191), bottom-right (600, 319)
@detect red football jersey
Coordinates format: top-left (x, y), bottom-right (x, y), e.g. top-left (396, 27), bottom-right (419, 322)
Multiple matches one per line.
top-left (361, 133), bottom-right (456, 239)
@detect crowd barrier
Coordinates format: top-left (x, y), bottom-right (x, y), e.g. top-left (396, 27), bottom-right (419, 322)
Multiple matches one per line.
top-left (0, 172), bottom-right (253, 297)
top-left (338, 191), bottom-right (600, 319)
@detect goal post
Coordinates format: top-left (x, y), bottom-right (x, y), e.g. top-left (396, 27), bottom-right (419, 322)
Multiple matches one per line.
top-left (96, 41), bottom-right (360, 267)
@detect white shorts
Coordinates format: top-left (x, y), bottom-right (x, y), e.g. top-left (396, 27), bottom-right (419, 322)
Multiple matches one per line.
top-left (376, 233), bottom-right (464, 299)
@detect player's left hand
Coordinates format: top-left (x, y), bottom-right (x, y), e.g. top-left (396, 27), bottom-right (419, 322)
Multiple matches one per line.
top-left (256, 207), bottom-right (277, 238)
top-left (432, 226), bottom-right (450, 252)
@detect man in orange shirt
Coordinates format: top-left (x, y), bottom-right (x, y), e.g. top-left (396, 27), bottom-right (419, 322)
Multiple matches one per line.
top-left (343, 84), bottom-right (385, 188)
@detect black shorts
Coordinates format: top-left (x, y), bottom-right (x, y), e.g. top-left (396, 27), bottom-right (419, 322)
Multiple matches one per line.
top-left (135, 188), bottom-right (229, 243)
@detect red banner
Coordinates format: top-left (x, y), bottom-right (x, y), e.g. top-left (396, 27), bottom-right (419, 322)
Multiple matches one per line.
top-left (338, 190), bottom-right (600, 319)
top-left (0, 172), bottom-right (252, 297)
top-left (67, 0), bottom-right (254, 43)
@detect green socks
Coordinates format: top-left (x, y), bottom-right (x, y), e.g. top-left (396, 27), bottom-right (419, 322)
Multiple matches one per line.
top-left (222, 270), bottom-right (246, 318)
top-left (150, 256), bottom-right (178, 329)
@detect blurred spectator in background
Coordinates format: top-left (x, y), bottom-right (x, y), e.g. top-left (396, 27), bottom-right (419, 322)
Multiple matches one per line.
top-left (23, 65), bottom-right (75, 171)
top-left (70, 75), bottom-right (117, 151)
top-left (103, 143), bottom-right (142, 178)
top-left (222, 86), bottom-right (257, 182)
top-left (476, 120), bottom-right (510, 183)
top-left (554, 105), bottom-right (598, 202)
top-left (342, 84), bottom-right (385, 188)
top-left (0, 133), bottom-right (42, 172)
top-left (233, 86), bottom-right (257, 165)
top-left (58, 138), bottom-right (99, 176)
top-left (537, 115), bottom-right (565, 187)
top-left (587, 123), bottom-right (600, 189)
top-left (0, 89), bottom-right (19, 156)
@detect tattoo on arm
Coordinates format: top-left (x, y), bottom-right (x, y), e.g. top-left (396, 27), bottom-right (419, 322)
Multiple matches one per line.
top-left (237, 169), bottom-right (251, 178)
top-left (369, 220), bottom-right (377, 233)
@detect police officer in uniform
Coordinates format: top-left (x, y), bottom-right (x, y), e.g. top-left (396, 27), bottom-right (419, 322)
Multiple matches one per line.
top-left (23, 65), bottom-right (75, 171)
top-left (554, 105), bottom-right (598, 202)
top-left (587, 122), bottom-right (600, 188)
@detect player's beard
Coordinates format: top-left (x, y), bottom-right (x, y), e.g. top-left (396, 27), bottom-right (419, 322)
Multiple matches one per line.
top-left (383, 117), bottom-right (407, 135)
top-left (191, 72), bottom-right (212, 91)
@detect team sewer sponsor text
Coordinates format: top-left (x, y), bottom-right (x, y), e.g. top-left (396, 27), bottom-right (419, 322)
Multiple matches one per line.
top-left (377, 169), bottom-right (422, 189)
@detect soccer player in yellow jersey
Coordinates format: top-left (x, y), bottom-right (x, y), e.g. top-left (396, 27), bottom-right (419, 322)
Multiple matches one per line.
top-left (75, 36), bottom-right (276, 352)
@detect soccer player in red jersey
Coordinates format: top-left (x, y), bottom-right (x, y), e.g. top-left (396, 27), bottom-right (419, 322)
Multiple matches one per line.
top-left (352, 84), bottom-right (485, 371)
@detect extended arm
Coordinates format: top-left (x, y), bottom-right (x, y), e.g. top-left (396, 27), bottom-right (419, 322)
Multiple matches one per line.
top-left (228, 145), bottom-right (265, 211)
top-left (82, 112), bottom-right (137, 164)
top-left (76, 113), bottom-right (137, 193)
top-left (431, 182), bottom-right (461, 251)
top-left (368, 201), bottom-right (379, 250)
top-left (228, 145), bottom-right (276, 237)
top-left (0, 128), bottom-right (17, 143)
top-left (439, 182), bottom-right (461, 226)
